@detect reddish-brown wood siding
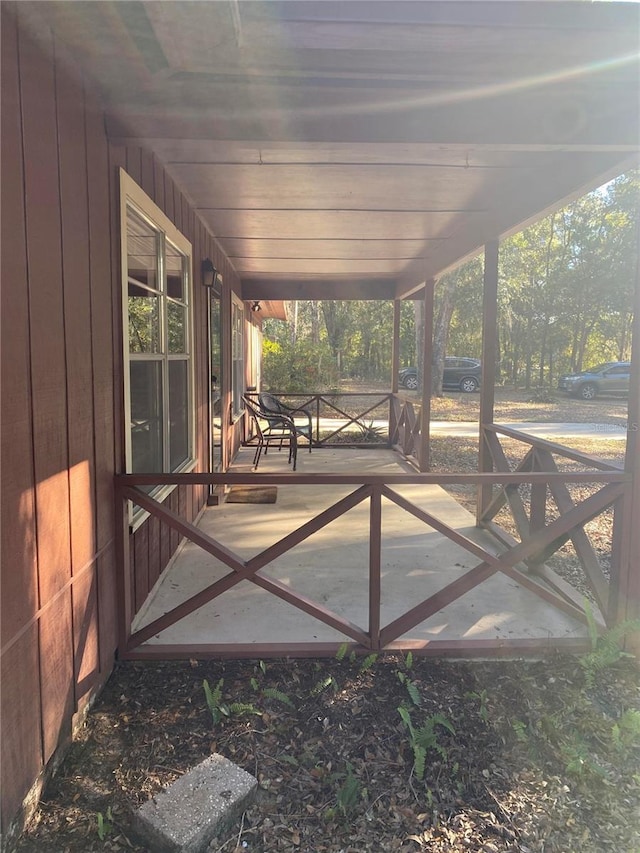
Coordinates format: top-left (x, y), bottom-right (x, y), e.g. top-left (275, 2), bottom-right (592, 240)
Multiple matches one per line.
top-left (19, 16), bottom-right (77, 769)
top-left (98, 547), bottom-right (118, 675)
top-left (0, 630), bottom-right (42, 830)
top-left (0, 14), bottom-right (45, 824)
top-left (0, 5), bottom-right (38, 648)
top-left (0, 5), bottom-right (240, 835)
top-left (86, 103), bottom-right (117, 556)
top-left (148, 513), bottom-right (162, 590)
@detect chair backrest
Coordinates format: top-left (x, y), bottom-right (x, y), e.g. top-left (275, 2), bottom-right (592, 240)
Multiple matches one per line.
top-left (244, 394), bottom-right (292, 432)
top-left (258, 391), bottom-right (285, 414)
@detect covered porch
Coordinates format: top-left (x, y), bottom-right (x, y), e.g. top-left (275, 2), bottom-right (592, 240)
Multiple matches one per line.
top-left (4, 1), bottom-right (640, 837)
top-left (20, 0), bottom-right (637, 662)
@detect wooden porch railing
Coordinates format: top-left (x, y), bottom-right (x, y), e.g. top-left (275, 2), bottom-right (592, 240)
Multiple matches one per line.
top-left (114, 461), bottom-right (631, 660)
top-left (247, 392), bottom-right (393, 447)
top-left (478, 424), bottom-right (626, 628)
top-left (245, 391), bottom-right (425, 464)
top-left (389, 394), bottom-right (423, 461)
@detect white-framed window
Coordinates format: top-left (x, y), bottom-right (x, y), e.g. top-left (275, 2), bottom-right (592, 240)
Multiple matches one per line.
top-left (231, 294), bottom-right (244, 418)
top-left (120, 170), bottom-right (195, 494)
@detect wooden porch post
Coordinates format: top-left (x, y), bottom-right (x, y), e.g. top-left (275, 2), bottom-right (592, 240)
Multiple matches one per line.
top-left (418, 280), bottom-right (435, 472)
top-left (611, 217), bottom-right (640, 647)
top-left (389, 298), bottom-right (401, 448)
top-left (477, 241), bottom-right (499, 524)
top-left (220, 274), bottom-right (232, 472)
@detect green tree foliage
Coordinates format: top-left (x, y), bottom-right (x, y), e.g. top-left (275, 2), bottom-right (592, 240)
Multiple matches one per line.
top-left (262, 172), bottom-right (637, 392)
top-left (437, 172), bottom-right (637, 389)
top-left (261, 336), bottom-right (341, 393)
top-left (262, 299), bottom-right (416, 390)
top-left (497, 172), bottom-right (637, 386)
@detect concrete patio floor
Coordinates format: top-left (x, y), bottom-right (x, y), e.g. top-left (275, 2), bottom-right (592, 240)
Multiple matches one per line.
top-left (133, 447), bottom-right (589, 653)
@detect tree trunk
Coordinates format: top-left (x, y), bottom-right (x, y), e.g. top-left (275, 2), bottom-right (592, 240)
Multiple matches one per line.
top-left (310, 300), bottom-right (320, 345)
top-left (512, 320), bottom-right (522, 386)
top-left (539, 317), bottom-right (548, 385)
top-left (524, 310), bottom-right (533, 389)
top-left (321, 301), bottom-right (349, 374)
top-left (431, 277), bottom-right (456, 395)
top-left (290, 300), bottom-right (299, 347)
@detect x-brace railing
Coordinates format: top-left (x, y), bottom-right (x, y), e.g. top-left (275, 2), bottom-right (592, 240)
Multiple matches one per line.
top-left (389, 397), bottom-right (421, 459)
top-left (480, 424), bottom-right (625, 625)
top-left (115, 467), bottom-right (629, 657)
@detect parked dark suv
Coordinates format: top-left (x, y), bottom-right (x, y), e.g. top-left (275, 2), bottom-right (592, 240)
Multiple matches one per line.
top-left (399, 358), bottom-right (482, 393)
top-left (557, 361), bottom-right (630, 400)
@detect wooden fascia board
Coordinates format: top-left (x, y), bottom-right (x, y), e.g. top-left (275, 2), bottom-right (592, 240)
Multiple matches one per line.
top-left (395, 280), bottom-right (427, 300)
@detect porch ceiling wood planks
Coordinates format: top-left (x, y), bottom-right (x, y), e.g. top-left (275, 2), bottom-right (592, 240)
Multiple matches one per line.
top-left (19, 1), bottom-right (640, 293)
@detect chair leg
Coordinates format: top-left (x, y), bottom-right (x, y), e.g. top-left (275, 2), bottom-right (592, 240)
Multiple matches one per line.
top-left (253, 439), bottom-right (263, 469)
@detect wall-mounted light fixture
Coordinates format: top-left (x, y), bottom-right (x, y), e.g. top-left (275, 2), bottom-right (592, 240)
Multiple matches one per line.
top-left (201, 258), bottom-right (216, 287)
top-left (251, 301), bottom-right (262, 312)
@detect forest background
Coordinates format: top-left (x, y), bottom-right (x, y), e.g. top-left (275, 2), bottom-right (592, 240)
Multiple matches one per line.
top-left (261, 173), bottom-right (638, 394)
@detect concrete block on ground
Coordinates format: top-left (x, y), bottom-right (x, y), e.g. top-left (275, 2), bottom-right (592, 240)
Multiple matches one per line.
top-left (132, 753), bottom-right (257, 853)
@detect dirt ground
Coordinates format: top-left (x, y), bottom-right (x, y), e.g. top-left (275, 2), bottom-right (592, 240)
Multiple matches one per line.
top-left (10, 655), bottom-right (640, 853)
top-left (9, 389), bottom-right (638, 853)
top-left (430, 386), bottom-right (630, 428)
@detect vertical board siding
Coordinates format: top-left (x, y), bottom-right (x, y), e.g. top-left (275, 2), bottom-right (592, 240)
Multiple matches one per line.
top-left (97, 547), bottom-right (118, 675)
top-left (148, 514), bottom-right (161, 589)
top-left (0, 6), bottom-right (38, 646)
top-left (169, 489), bottom-right (180, 553)
top-left (0, 629), bottom-right (43, 829)
top-left (153, 154), bottom-right (165, 211)
top-left (134, 526), bottom-right (149, 613)
top-left (38, 598), bottom-right (74, 764)
top-left (56, 52), bottom-right (97, 577)
top-left (86, 103), bottom-right (116, 554)
top-left (125, 146), bottom-right (142, 185)
top-left (0, 11), bottom-right (117, 832)
top-left (163, 168), bottom-right (175, 221)
top-left (18, 17), bottom-right (77, 772)
top-left (140, 148), bottom-right (155, 198)
top-left (55, 56), bottom-right (102, 709)
top-left (160, 512), bottom-right (172, 574)
top-left (20, 12), bottom-right (71, 607)
top-left (1, 7), bottom-right (238, 830)
top-left (72, 566), bottom-right (100, 701)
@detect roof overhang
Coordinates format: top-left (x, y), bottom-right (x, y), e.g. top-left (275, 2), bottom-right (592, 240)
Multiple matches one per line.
top-left (18, 0), bottom-right (640, 298)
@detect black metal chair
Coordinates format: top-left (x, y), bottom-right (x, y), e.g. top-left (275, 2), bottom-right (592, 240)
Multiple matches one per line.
top-left (258, 391), bottom-right (312, 453)
top-left (242, 394), bottom-right (299, 470)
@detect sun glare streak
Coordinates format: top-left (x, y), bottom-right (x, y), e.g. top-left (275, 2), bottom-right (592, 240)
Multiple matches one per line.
top-left (230, 50), bottom-right (640, 122)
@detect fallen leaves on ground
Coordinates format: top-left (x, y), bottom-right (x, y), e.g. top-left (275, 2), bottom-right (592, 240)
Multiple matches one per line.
top-left (10, 655), bottom-right (639, 853)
